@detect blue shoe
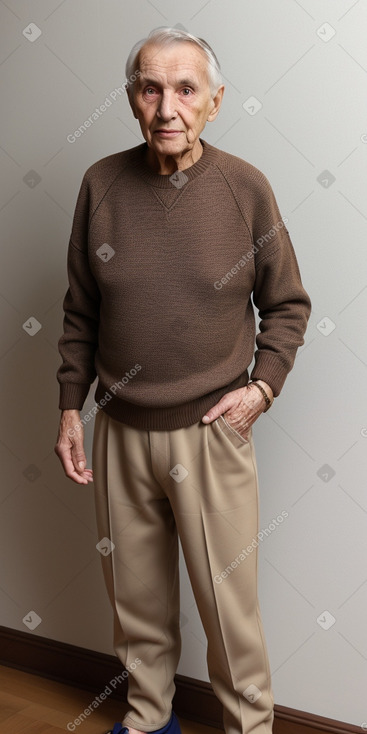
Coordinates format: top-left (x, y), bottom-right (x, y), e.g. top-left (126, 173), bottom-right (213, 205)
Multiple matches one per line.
top-left (106, 725), bottom-right (127, 734)
top-left (106, 712), bottom-right (181, 734)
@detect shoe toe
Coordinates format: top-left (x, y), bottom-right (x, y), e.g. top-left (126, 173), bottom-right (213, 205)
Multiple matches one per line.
top-left (105, 724), bottom-right (126, 734)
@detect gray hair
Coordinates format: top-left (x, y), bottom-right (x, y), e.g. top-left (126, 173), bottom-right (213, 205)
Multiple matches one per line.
top-left (125, 26), bottom-right (223, 98)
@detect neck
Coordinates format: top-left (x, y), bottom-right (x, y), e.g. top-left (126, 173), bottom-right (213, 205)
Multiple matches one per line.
top-left (145, 139), bottom-right (203, 175)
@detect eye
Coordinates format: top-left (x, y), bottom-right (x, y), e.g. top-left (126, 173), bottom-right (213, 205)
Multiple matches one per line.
top-left (145, 87), bottom-right (156, 95)
top-left (182, 87), bottom-right (192, 96)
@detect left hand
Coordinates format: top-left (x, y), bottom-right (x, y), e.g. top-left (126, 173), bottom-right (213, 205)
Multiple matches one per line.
top-left (202, 380), bottom-right (273, 441)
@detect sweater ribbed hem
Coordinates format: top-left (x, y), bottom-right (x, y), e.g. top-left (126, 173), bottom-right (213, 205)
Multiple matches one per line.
top-left (94, 370), bottom-right (250, 431)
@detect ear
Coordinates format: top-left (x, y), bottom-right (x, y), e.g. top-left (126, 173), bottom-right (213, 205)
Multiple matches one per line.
top-left (207, 85), bottom-right (225, 122)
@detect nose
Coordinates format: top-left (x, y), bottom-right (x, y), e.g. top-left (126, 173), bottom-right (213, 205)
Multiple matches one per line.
top-left (156, 90), bottom-right (177, 121)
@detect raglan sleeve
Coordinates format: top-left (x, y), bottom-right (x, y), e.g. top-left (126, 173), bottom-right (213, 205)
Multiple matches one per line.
top-left (249, 172), bottom-right (312, 397)
top-left (56, 171), bottom-right (101, 410)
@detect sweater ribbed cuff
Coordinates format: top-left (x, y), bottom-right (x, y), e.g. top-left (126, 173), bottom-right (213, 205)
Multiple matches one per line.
top-left (58, 382), bottom-right (91, 411)
top-left (250, 352), bottom-right (291, 398)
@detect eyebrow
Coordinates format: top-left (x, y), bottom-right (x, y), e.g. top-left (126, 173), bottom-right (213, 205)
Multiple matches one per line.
top-left (138, 75), bottom-right (198, 89)
top-left (178, 79), bottom-right (198, 88)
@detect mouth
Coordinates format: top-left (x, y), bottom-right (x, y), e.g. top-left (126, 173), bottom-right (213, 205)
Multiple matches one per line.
top-left (153, 130), bottom-right (183, 137)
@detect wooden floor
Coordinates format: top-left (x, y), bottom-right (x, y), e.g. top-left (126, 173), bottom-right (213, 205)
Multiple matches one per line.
top-left (0, 665), bottom-right (218, 734)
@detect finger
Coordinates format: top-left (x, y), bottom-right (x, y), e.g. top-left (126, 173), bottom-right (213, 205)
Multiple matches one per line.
top-left (58, 451), bottom-right (90, 484)
top-left (202, 384), bottom-right (264, 424)
top-left (202, 395), bottom-right (234, 423)
top-left (70, 443), bottom-right (87, 473)
top-left (73, 468), bottom-right (93, 483)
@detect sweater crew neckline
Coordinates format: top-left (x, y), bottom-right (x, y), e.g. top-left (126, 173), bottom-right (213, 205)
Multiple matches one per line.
top-left (130, 138), bottom-right (217, 188)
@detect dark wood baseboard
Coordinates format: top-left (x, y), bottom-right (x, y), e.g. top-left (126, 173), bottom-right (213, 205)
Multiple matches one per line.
top-left (0, 626), bottom-right (361, 733)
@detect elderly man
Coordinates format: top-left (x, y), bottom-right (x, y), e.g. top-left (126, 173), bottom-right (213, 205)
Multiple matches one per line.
top-left (55, 27), bottom-right (311, 734)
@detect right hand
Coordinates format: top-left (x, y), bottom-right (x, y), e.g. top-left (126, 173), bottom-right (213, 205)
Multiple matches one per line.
top-left (54, 410), bottom-right (93, 485)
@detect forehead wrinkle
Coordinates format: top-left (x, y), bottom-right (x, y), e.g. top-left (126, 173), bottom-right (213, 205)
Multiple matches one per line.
top-left (138, 64), bottom-right (207, 91)
top-left (140, 61), bottom-right (203, 75)
top-left (138, 71), bottom-right (199, 88)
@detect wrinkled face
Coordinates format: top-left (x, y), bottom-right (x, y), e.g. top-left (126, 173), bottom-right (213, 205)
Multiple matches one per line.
top-left (129, 41), bottom-right (222, 157)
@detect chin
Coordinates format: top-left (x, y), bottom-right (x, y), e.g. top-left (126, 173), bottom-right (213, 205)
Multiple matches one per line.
top-left (153, 141), bottom-right (187, 154)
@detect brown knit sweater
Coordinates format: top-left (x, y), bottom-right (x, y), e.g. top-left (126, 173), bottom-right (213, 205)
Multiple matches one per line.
top-left (57, 138), bottom-right (311, 430)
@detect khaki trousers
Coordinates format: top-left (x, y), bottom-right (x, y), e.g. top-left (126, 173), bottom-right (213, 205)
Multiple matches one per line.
top-left (92, 409), bottom-right (274, 734)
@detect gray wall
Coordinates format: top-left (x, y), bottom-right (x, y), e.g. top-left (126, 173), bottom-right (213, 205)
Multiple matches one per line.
top-left (1, 0), bottom-right (367, 728)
